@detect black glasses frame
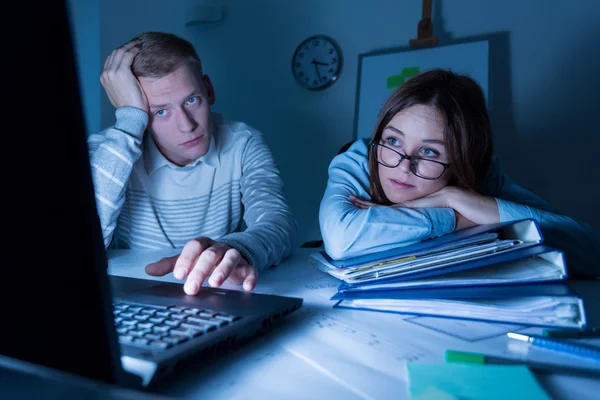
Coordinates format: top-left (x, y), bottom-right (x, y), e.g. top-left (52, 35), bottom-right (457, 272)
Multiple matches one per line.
top-left (369, 141), bottom-right (450, 180)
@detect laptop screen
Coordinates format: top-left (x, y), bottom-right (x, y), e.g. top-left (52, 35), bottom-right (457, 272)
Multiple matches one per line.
top-left (1, 0), bottom-right (123, 385)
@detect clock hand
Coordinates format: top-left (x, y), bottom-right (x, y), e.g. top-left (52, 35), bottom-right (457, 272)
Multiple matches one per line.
top-left (312, 59), bottom-right (323, 81)
top-left (313, 60), bottom-right (329, 66)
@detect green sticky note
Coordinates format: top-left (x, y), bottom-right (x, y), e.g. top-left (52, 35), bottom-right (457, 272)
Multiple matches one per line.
top-left (445, 350), bottom-right (485, 364)
top-left (407, 363), bottom-right (551, 400)
top-left (386, 67), bottom-right (420, 89)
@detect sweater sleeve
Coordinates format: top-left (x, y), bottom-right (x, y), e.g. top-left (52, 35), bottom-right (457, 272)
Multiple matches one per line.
top-left (486, 156), bottom-right (600, 278)
top-left (219, 132), bottom-right (298, 271)
top-left (86, 107), bottom-right (148, 248)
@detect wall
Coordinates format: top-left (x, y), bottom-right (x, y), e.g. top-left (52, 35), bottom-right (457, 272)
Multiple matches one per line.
top-left (66, 0), bottom-right (101, 136)
top-left (89, 0), bottom-right (599, 245)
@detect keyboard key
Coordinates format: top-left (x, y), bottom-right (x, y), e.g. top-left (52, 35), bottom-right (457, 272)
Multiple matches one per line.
top-left (128, 306), bottom-right (143, 313)
top-left (199, 312), bottom-right (217, 318)
top-left (153, 325), bottom-right (171, 334)
top-left (129, 329), bottom-right (151, 337)
top-left (148, 340), bottom-right (171, 350)
top-left (187, 316), bottom-right (226, 327)
top-left (116, 326), bottom-right (131, 334)
top-left (133, 338), bottom-right (150, 346)
top-left (136, 322), bottom-right (154, 330)
top-left (149, 317), bottom-right (165, 324)
top-left (141, 308), bottom-right (157, 315)
top-left (181, 322), bottom-right (211, 333)
top-left (184, 308), bottom-right (202, 315)
top-left (168, 306), bottom-right (188, 312)
top-left (120, 312), bottom-right (134, 319)
top-left (170, 328), bottom-right (203, 338)
top-left (133, 314), bottom-right (150, 321)
top-left (164, 319), bottom-right (181, 327)
top-left (155, 311), bottom-right (171, 318)
top-left (162, 336), bottom-right (187, 345)
top-left (215, 315), bottom-right (238, 323)
top-left (121, 319), bottom-right (138, 326)
top-left (224, 313), bottom-right (241, 321)
top-left (144, 333), bottom-right (163, 341)
top-left (170, 313), bottom-right (187, 320)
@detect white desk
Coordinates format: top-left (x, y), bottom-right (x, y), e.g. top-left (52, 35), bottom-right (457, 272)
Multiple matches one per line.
top-left (108, 248), bottom-right (600, 399)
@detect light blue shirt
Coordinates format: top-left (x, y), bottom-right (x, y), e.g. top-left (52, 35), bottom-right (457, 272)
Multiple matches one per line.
top-left (319, 139), bottom-right (600, 278)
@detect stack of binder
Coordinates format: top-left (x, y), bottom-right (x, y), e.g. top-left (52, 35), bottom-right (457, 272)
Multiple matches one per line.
top-left (309, 218), bottom-right (599, 330)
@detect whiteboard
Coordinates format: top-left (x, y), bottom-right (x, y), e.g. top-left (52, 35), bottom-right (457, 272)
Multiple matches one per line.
top-left (353, 40), bottom-right (489, 140)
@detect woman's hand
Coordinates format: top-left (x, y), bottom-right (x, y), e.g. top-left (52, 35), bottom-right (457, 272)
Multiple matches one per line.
top-left (401, 187), bottom-right (500, 225)
top-left (349, 187), bottom-right (499, 229)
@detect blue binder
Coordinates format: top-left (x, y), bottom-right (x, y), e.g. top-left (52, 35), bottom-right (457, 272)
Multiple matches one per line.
top-left (331, 280), bottom-right (600, 330)
top-left (324, 218), bottom-right (543, 268)
top-left (337, 244), bottom-right (567, 293)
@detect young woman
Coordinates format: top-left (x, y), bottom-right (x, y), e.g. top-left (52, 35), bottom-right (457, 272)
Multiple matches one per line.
top-left (319, 69), bottom-right (600, 277)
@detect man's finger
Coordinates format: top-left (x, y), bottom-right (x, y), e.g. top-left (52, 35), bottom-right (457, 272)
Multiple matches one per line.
top-left (208, 248), bottom-right (242, 287)
top-left (173, 237), bottom-right (213, 280)
top-left (116, 45), bottom-right (141, 72)
top-left (145, 255), bottom-right (179, 276)
top-left (184, 246), bottom-right (225, 295)
top-left (227, 264), bottom-right (256, 285)
top-left (242, 266), bottom-right (258, 292)
top-left (103, 51), bottom-right (113, 71)
top-left (111, 44), bottom-right (137, 73)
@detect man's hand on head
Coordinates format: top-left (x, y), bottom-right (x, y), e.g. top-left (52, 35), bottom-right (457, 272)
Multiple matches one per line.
top-left (145, 237), bottom-right (258, 295)
top-left (100, 39), bottom-right (149, 112)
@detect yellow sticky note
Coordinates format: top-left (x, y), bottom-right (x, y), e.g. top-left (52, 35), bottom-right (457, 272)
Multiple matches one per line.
top-left (407, 363), bottom-right (551, 400)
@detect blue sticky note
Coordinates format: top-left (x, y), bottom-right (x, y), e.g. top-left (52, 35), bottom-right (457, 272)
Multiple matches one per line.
top-left (407, 363), bottom-right (551, 400)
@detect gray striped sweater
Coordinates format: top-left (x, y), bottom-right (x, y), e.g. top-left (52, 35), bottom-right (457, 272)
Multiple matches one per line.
top-left (87, 107), bottom-right (297, 271)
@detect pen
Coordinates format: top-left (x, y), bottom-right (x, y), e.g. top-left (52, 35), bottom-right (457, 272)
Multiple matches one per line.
top-left (445, 349), bottom-right (600, 379)
top-left (542, 328), bottom-right (600, 339)
top-left (507, 332), bottom-right (600, 362)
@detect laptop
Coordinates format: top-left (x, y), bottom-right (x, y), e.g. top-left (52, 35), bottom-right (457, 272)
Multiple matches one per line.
top-left (0, 0), bottom-right (302, 392)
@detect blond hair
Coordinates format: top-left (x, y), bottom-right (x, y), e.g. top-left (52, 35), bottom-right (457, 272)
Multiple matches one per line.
top-left (130, 32), bottom-right (202, 78)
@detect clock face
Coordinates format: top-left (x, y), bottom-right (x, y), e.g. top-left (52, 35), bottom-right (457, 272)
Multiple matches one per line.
top-left (292, 35), bottom-right (342, 91)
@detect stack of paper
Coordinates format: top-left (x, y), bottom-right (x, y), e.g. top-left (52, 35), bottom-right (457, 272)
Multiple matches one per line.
top-left (309, 219), bottom-right (567, 291)
top-left (309, 218), bottom-right (598, 329)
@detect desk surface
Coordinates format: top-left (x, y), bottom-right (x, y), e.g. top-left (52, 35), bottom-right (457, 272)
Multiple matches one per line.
top-left (107, 248), bottom-right (600, 399)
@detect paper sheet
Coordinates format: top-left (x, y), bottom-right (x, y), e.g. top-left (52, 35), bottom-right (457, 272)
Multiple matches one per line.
top-left (107, 248), bottom-right (600, 399)
top-left (405, 316), bottom-right (525, 342)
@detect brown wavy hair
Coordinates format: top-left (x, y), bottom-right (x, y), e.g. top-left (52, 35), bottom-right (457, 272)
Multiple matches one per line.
top-left (368, 68), bottom-right (493, 204)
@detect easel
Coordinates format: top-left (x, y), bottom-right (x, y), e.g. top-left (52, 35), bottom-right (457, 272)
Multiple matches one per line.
top-left (409, 0), bottom-right (439, 48)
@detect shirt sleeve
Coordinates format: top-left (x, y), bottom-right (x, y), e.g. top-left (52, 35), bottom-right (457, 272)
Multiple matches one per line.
top-left (219, 132), bottom-right (298, 271)
top-left (319, 139), bottom-right (456, 260)
top-left (86, 107), bottom-right (148, 248)
top-left (486, 156), bottom-right (600, 278)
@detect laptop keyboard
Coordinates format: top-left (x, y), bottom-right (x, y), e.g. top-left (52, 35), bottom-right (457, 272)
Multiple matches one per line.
top-left (113, 302), bottom-right (241, 351)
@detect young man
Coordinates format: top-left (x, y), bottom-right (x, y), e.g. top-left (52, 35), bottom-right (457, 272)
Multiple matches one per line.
top-left (88, 32), bottom-right (297, 295)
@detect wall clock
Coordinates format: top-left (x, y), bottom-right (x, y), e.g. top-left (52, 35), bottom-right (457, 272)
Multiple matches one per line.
top-left (291, 35), bottom-right (342, 91)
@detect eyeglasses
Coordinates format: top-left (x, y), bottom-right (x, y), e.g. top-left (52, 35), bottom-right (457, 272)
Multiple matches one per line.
top-left (370, 141), bottom-right (450, 180)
